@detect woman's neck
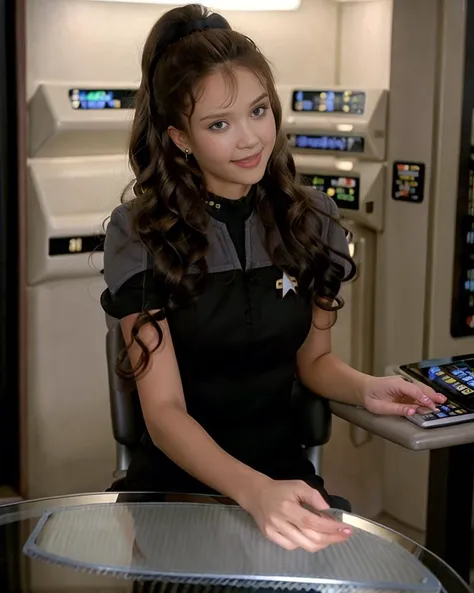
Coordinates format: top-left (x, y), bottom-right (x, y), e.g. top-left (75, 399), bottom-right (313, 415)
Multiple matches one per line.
top-left (205, 181), bottom-right (252, 200)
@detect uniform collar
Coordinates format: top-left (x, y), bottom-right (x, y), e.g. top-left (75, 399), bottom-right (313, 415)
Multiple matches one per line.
top-left (205, 188), bottom-right (255, 223)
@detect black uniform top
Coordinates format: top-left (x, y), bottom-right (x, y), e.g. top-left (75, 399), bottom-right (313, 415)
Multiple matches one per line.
top-left (101, 189), bottom-right (353, 498)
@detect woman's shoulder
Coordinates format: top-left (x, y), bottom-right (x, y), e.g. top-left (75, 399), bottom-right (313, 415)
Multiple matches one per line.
top-left (302, 187), bottom-right (340, 217)
top-left (107, 202), bottom-right (135, 236)
top-left (298, 187), bottom-right (343, 240)
top-left (103, 202), bottom-right (150, 295)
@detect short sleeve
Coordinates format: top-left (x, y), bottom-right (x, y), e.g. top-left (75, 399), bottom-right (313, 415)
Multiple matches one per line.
top-left (309, 190), bottom-right (356, 299)
top-left (100, 204), bottom-right (165, 320)
top-left (324, 195), bottom-right (355, 281)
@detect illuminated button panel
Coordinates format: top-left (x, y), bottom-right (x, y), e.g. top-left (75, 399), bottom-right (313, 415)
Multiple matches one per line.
top-left (300, 173), bottom-right (360, 211)
top-left (68, 89), bottom-right (136, 110)
top-left (287, 134), bottom-right (365, 153)
top-left (292, 90), bottom-right (366, 115)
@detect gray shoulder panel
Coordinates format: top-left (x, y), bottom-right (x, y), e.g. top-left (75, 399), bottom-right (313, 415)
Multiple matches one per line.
top-left (206, 219), bottom-right (242, 273)
top-left (206, 214), bottom-right (273, 273)
top-left (103, 204), bottom-right (149, 294)
top-left (316, 191), bottom-right (353, 277)
top-left (246, 213), bottom-right (272, 271)
top-left (104, 207), bottom-right (274, 288)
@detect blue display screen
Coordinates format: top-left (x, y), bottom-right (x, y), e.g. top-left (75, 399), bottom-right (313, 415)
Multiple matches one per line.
top-left (68, 89), bottom-right (136, 110)
top-left (292, 90), bottom-right (365, 115)
top-left (287, 134), bottom-right (364, 153)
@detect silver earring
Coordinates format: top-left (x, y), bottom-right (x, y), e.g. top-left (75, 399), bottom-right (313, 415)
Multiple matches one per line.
top-left (184, 148), bottom-right (190, 162)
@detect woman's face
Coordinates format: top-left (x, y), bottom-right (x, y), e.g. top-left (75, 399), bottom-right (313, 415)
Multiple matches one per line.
top-left (170, 66), bottom-right (277, 199)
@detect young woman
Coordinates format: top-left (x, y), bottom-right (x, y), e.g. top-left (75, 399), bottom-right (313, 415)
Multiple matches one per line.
top-left (101, 3), bottom-right (444, 553)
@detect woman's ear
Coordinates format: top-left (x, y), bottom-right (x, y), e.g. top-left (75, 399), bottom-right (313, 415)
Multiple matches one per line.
top-left (167, 126), bottom-right (191, 155)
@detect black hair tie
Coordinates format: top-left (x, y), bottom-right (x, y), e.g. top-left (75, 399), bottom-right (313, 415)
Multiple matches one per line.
top-left (176, 14), bottom-right (231, 39)
top-left (157, 14), bottom-right (231, 61)
top-left (148, 14), bottom-right (231, 112)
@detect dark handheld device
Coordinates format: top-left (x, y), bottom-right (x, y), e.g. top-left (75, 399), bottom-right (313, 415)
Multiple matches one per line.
top-left (398, 355), bottom-right (474, 428)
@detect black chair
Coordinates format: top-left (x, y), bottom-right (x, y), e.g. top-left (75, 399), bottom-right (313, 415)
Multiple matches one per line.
top-left (105, 319), bottom-right (332, 480)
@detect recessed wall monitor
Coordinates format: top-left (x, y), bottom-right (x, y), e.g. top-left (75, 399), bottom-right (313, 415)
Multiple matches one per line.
top-left (68, 89), bottom-right (136, 110)
top-left (49, 235), bottom-right (105, 256)
top-left (29, 84), bottom-right (137, 158)
top-left (287, 134), bottom-right (365, 154)
top-left (300, 173), bottom-right (360, 211)
top-left (292, 90), bottom-right (366, 115)
top-left (451, 42), bottom-right (474, 338)
top-left (294, 154), bottom-right (385, 232)
top-left (279, 86), bottom-right (388, 162)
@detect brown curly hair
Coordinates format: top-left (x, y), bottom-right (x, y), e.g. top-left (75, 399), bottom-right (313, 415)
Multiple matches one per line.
top-left (119, 3), bottom-right (355, 378)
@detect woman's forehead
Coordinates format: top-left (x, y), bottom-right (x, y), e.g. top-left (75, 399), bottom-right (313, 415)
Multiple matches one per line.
top-left (192, 67), bottom-right (267, 117)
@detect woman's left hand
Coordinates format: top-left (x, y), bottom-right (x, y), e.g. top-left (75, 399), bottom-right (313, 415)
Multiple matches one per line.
top-left (360, 376), bottom-right (447, 416)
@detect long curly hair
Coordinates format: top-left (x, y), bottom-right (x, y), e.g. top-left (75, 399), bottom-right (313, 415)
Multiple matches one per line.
top-left (119, 3), bottom-right (356, 377)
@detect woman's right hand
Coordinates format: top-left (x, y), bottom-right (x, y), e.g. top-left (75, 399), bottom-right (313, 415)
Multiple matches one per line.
top-left (241, 478), bottom-right (353, 552)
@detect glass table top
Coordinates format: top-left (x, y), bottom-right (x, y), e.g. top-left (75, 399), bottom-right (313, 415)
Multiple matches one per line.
top-left (0, 492), bottom-right (471, 593)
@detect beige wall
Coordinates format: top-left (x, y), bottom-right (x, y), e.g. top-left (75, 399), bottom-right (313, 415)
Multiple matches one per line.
top-left (338, 0), bottom-right (392, 88)
top-left (26, 0), bottom-right (339, 99)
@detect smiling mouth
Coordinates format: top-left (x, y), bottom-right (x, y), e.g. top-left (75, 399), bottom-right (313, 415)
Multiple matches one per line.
top-left (231, 150), bottom-right (263, 166)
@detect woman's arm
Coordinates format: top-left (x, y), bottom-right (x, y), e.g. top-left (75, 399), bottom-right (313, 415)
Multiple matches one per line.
top-left (296, 306), bottom-right (370, 406)
top-left (120, 310), bottom-right (351, 551)
top-left (296, 306), bottom-right (444, 414)
top-left (121, 311), bottom-right (269, 505)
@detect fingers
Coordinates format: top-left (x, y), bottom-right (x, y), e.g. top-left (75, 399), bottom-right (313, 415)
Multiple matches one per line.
top-left (372, 399), bottom-right (418, 416)
top-left (397, 380), bottom-right (439, 410)
top-left (258, 482), bottom-right (354, 552)
top-left (300, 526), bottom-right (351, 547)
top-left (264, 527), bottom-right (298, 551)
top-left (294, 505), bottom-right (350, 534)
top-left (418, 382), bottom-right (447, 404)
top-left (294, 483), bottom-right (352, 533)
top-left (282, 483), bottom-right (353, 534)
top-left (272, 518), bottom-right (350, 553)
top-left (370, 378), bottom-right (448, 416)
top-left (296, 481), bottom-right (330, 511)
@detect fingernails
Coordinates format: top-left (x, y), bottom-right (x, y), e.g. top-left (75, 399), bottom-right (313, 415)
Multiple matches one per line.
top-left (407, 409), bottom-right (416, 416)
top-left (339, 526), bottom-right (352, 534)
top-left (342, 528), bottom-right (352, 535)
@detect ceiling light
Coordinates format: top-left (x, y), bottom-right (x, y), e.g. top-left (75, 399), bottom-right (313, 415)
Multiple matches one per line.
top-left (336, 160), bottom-right (355, 172)
top-left (337, 124), bottom-right (354, 132)
top-left (86, 0), bottom-right (301, 9)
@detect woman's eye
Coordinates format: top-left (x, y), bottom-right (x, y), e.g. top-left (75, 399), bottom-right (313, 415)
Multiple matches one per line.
top-left (210, 121), bottom-right (228, 131)
top-left (252, 105), bottom-right (267, 117)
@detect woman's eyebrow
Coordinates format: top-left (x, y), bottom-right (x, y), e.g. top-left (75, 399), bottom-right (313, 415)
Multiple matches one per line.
top-left (199, 92), bottom-right (269, 122)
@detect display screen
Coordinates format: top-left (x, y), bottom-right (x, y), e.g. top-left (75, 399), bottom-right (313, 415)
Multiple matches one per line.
top-left (451, 145), bottom-right (474, 336)
top-left (451, 2), bottom-right (474, 337)
top-left (392, 162), bottom-right (426, 203)
top-left (300, 173), bottom-right (359, 211)
top-left (292, 90), bottom-right (366, 115)
top-left (401, 356), bottom-right (474, 411)
top-left (49, 235), bottom-right (105, 256)
top-left (287, 134), bottom-right (365, 153)
top-left (68, 89), bottom-right (136, 110)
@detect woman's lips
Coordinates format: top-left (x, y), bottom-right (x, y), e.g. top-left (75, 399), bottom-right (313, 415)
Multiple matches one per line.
top-left (232, 150), bottom-right (263, 168)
